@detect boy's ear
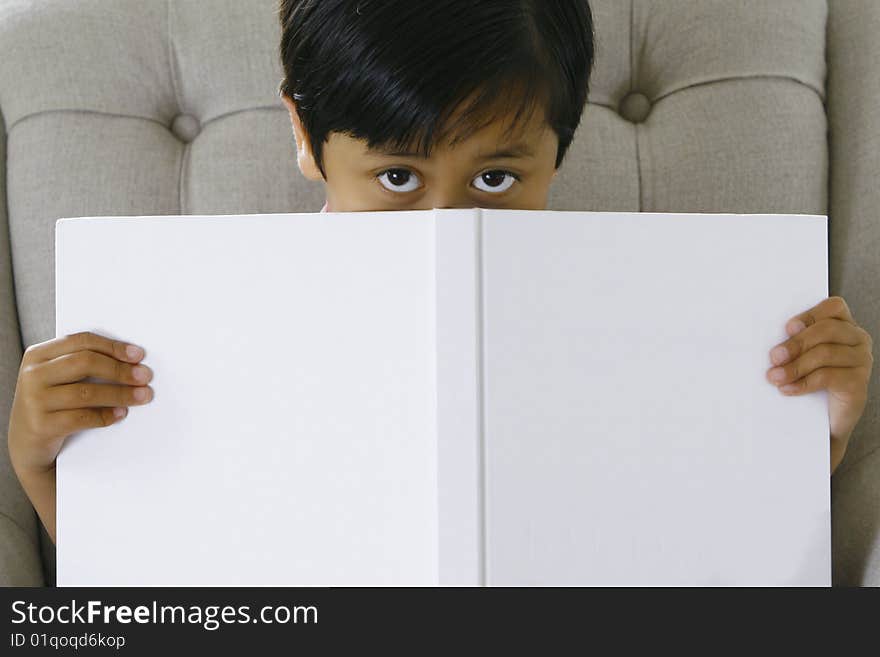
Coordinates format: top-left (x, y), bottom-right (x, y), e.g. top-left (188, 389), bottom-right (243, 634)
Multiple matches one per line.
top-left (280, 93), bottom-right (324, 181)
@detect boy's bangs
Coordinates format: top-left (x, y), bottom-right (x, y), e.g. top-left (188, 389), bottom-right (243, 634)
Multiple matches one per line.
top-left (363, 73), bottom-right (551, 159)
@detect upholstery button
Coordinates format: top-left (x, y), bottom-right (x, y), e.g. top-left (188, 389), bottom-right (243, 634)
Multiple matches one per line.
top-left (170, 114), bottom-right (201, 142)
top-left (618, 92), bottom-right (652, 123)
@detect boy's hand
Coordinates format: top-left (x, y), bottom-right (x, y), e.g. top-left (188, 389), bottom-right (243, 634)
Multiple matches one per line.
top-left (6, 331), bottom-right (155, 543)
top-left (765, 296), bottom-right (874, 474)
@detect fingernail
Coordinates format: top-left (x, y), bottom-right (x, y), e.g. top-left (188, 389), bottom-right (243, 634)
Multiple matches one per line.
top-left (770, 345), bottom-right (788, 365)
top-left (113, 407), bottom-right (127, 418)
top-left (126, 344), bottom-right (144, 359)
top-left (780, 383), bottom-right (798, 393)
top-left (789, 320), bottom-right (806, 335)
top-left (768, 367), bottom-right (786, 382)
top-left (132, 366), bottom-right (149, 382)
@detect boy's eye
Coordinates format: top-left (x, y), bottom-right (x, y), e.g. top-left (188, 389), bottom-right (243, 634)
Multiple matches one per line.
top-left (472, 170), bottom-right (518, 194)
top-left (376, 168), bottom-right (519, 195)
top-left (377, 168), bottom-right (422, 193)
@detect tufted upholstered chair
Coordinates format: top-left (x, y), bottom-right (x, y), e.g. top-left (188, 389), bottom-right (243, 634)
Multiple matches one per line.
top-left (0, 0), bottom-right (877, 586)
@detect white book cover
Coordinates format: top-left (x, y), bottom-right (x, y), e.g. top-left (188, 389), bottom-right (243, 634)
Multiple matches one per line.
top-left (55, 209), bottom-right (830, 586)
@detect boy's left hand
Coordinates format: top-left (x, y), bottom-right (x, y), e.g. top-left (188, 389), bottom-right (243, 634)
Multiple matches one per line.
top-left (765, 296), bottom-right (874, 475)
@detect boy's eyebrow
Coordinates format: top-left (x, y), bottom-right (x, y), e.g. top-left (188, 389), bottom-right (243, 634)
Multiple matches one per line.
top-left (366, 142), bottom-right (536, 160)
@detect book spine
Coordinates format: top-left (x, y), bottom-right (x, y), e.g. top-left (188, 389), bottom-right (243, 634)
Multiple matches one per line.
top-left (434, 208), bottom-right (483, 586)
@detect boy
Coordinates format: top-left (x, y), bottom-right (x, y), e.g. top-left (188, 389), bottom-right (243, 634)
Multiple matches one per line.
top-left (7, 0), bottom-right (874, 548)
top-left (276, 0), bottom-right (593, 212)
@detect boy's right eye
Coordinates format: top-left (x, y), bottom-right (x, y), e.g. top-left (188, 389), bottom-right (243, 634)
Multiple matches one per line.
top-left (377, 168), bottom-right (422, 193)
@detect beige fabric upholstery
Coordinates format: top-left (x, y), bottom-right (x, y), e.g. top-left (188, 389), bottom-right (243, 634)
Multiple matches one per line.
top-left (0, 0), bottom-right (876, 585)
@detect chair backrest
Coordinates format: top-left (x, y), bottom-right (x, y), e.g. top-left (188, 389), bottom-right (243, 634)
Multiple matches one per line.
top-left (1, 0), bottom-right (877, 586)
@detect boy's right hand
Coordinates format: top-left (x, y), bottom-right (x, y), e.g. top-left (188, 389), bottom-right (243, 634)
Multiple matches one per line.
top-left (7, 331), bottom-right (154, 477)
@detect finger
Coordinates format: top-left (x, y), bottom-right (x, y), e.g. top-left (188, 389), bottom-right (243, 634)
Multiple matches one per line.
top-left (786, 296), bottom-right (854, 336)
top-left (767, 343), bottom-right (869, 386)
top-left (768, 318), bottom-right (869, 366)
top-left (24, 331), bottom-right (145, 365)
top-left (43, 406), bottom-right (130, 438)
top-left (31, 349), bottom-right (153, 388)
top-left (42, 382), bottom-right (154, 413)
top-left (778, 366), bottom-right (871, 396)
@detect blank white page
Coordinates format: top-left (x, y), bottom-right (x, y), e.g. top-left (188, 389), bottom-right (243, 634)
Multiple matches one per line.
top-left (479, 210), bottom-right (830, 586)
top-left (56, 212), bottom-right (439, 586)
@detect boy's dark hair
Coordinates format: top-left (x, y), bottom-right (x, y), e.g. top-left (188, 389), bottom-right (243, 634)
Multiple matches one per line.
top-left (278, 0), bottom-right (595, 178)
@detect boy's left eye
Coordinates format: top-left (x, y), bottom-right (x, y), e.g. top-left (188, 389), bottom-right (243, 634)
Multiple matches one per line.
top-left (472, 170), bottom-right (518, 193)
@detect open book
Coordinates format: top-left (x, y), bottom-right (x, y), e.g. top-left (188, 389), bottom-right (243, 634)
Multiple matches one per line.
top-left (55, 209), bottom-right (830, 586)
